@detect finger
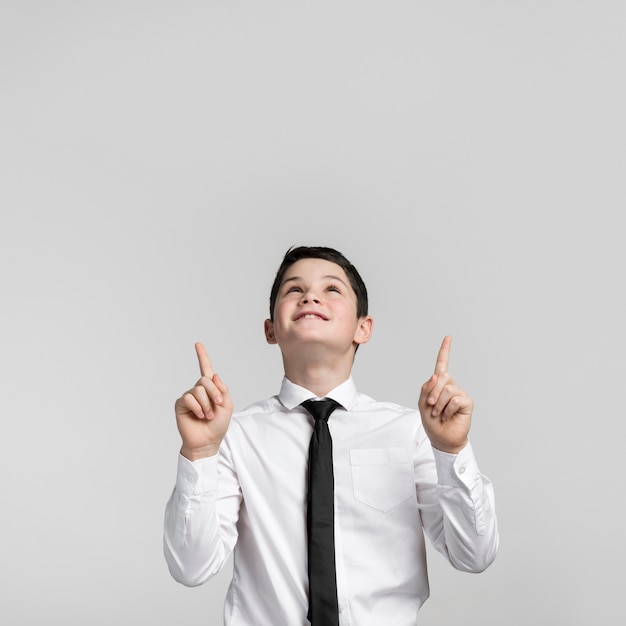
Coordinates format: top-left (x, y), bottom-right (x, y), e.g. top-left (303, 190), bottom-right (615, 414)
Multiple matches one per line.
top-left (441, 394), bottom-right (472, 420)
top-left (422, 374), bottom-right (438, 405)
top-left (194, 377), bottom-right (225, 411)
top-left (434, 336), bottom-right (452, 376)
top-left (426, 372), bottom-right (454, 406)
top-left (212, 374), bottom-right (229, 405)
top-left (189, 378), bottom-right (223, 419)
top-left (178, 392), bottom-right (206, 420)
top-left (190, 385), bottom-right (214, 417)
top-left (431, 383), bottom-right (462, 417)
top-left (195, 342), bottom-right (214, 378)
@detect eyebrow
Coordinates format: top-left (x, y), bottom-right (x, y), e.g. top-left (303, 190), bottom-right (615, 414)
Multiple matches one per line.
top-left (282, 274), bottom-right (349, 288)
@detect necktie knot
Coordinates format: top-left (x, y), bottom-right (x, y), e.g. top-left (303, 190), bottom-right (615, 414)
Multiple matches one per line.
top-left (301, 398), bottom-right (341, 423)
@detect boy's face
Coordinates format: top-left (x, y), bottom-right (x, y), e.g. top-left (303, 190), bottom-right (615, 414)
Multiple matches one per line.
top-left (264, 258), bottom-right (372, 357)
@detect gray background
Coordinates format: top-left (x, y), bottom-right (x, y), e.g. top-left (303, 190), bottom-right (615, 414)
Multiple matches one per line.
top-left (1, 1), bottom-right (624, 624)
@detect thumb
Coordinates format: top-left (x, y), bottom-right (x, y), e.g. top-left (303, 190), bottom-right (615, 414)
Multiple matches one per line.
top-left (212, 373), bottom-right (230, 405)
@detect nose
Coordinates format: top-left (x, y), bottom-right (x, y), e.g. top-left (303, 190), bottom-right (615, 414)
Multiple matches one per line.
top-left (300, 289), bottom-right (320, 304)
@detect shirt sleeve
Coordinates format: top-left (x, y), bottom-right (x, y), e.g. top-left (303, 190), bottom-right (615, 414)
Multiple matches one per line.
top-left (414, 436), bottom-right (499, 573)
top-left (163, 443), bottom-right (242, 587)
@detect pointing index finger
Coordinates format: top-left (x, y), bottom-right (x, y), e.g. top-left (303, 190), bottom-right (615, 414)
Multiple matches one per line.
top-left (195, 342), bottom-right (214, 378)
top-left (434, 335), bottom-right (452, 375)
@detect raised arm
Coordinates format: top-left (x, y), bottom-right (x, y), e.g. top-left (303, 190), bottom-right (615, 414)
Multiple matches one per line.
top-left (164, 343), bottom-right (239, 586)
top-left (416, 336), bottom-right (498, 572)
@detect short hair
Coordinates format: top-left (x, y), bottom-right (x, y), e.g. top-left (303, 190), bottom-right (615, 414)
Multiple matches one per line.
top-left (269, 246), bottom-right (369, 321)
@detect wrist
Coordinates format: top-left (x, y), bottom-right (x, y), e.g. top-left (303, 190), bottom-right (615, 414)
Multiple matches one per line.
top-left (180, 443), bottom-right (221, 461)
top-left (431, 438), bottom-right (468, 455)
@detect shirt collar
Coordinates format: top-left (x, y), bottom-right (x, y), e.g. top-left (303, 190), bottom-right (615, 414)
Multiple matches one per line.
top-left (278, 376), bottom-right (358, 411)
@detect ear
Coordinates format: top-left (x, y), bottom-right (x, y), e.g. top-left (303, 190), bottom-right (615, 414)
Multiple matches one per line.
top-left (264, 319), bottom-right (277, 344)
top-left (353, 315), bottom-right (373, 346)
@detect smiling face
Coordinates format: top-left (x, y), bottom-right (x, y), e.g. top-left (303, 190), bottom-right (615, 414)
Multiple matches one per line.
top-left (264, 258), bottom-right (373, 360)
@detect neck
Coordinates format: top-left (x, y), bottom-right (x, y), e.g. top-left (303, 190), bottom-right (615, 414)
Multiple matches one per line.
top-left (283, 356), bottom-right (353, 398)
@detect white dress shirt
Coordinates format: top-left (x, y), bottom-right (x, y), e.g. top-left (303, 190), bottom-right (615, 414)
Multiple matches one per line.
top-left (163, 377), bottom-right (498, 626)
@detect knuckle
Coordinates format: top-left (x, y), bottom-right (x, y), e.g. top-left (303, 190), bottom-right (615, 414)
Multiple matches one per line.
top-left (196, 379), bottom-right (211, 393)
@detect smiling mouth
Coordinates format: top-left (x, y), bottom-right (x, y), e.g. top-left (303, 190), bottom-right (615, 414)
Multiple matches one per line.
top-left (295, 313), bottom-right (327, 321)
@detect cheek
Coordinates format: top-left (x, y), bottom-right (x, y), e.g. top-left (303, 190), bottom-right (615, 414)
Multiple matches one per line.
top-left (336, 308), bottom-right (360, 332)
top-left (274, 300), bottom-right (290, 318)
top-left (272, 302), bottom-right (293, 331)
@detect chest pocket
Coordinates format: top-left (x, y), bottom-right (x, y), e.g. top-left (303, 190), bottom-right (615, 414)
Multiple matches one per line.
top-left (350, 447), bottom-right (414, 513)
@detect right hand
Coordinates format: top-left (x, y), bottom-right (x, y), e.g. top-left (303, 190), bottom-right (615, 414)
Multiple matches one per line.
top-left (174, 342), bottom-right (233, 460)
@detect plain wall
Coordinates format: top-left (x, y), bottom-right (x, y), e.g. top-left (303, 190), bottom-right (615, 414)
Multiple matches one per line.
top-left (1, 1), bottom-right (624, 624)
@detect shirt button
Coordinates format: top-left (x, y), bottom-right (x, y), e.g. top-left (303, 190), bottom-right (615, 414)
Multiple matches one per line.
top-left (458, 466), bottom-right (466, 474)
top-left (186, 474), bottom-right (194, 482)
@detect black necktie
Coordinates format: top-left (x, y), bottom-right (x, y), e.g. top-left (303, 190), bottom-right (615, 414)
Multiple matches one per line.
top-left (301, 398), bottom-right (341, 626)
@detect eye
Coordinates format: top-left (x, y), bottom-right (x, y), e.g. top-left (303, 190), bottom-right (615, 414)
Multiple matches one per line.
top-left (326, 284), bottom-right (341, 293)
top-left (285, 285), bottom-right (302, 294)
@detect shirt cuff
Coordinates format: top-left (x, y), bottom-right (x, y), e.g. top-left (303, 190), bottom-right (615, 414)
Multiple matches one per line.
top-left (175, 453), bottom-right (219, 497)
top-left (432, 440), bottom-right (480, 489)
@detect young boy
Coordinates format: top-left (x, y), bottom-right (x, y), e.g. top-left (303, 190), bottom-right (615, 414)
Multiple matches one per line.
top-left (164, 246), bottom-right (498, 626)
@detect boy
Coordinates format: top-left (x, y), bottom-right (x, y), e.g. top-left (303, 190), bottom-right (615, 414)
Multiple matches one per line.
top-left (164, 246), bottom-right (498, 626)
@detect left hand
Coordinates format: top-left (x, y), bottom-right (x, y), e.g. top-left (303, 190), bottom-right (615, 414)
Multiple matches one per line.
top-left (418, 336), bottom-right (473, 454)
